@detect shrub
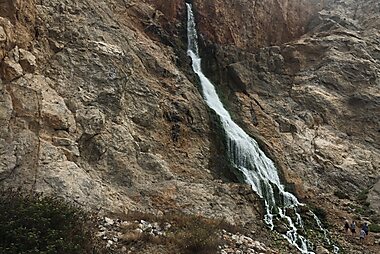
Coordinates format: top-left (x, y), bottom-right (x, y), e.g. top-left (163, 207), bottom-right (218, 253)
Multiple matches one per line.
top-left (369, 224), bottom-right (380, 233)
top-left (333, 190), bottom-right (349, 200)
top-left (312, 207), bottom-right (327, 222)
top-left (168, 214), bottom-right (221, 254)
top-left (122, 211), bottom-right (227, 254)
top-left (356, 189), bottom-right (369, 205)
top-left (0, 188), bottom-right (104, 254)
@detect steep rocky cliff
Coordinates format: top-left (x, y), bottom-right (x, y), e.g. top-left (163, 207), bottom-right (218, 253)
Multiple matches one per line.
top-left (1, 0), bottom-right (261, 224)
top-left (189, 0), bottom-right (380, 251)
top-left (0, 0), bottom-right (379, 253)
top-left (195, 0), bottom-right (380, 212)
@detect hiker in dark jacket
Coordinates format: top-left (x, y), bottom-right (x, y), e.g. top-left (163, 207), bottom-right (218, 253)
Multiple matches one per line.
top-left (344, 220), bottom-right (350, 234)
top-left (350, 221), bottom-right (356, 237)
top-left (362, 222), bottom-right (369, 236)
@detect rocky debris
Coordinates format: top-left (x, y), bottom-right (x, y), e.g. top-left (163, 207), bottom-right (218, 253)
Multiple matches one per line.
top-left (219, 230), bottom-right (275, 254)
top-left (95, 216), bottom-right (172, 252)
top-left (95, 216), bottom-right (277, 254)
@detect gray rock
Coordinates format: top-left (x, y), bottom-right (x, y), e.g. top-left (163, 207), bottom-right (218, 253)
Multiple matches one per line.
top-left (76, 107), bottom-right (105, 135)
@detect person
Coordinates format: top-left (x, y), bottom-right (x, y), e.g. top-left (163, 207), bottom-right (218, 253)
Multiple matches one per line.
top-left (359, 229), bottom-right (366, 243)
top-left (362, 222), bottom-right (369, 243)
top-left (362, 222), bottom-right (369, 236)
top-left (350, 221), bottom-right (356, 237)
top-left (344, 220), bottom-right (350, 234)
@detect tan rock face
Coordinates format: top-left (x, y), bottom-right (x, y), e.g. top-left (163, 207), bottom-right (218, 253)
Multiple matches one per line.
top-left (0, 0), bottom-right (263, 229)
top-left (0, 0), bottom-right (379, 252)
top-left (147, 0), bottom-right (324, 50)
top-left (194, 0), bottom-right (324, 50)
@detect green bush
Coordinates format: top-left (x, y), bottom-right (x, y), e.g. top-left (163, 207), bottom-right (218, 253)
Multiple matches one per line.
top-left (356, 189), bottom-right (369, 205)
top-left (369, 224), bottom-right (380, 233)
top-left (0, 189), bottom-right (104, 254)
top-left (333, 190), bottom-right (349, 199)
top-left (312, 207), bottom-right (327, 222)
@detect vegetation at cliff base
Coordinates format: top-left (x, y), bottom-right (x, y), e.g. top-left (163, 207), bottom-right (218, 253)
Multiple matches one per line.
top-left (121, 210), bottom-right (233, 254)
top-left (0, 189), bottom-right (103, 254)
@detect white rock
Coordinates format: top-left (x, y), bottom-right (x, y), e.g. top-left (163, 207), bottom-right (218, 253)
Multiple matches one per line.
top-left (134, 228), bottom-right (143, 234)
top-left (105, 217), bottom-right (115, 226)
top-left (106, 240), bottom-right (113, 248)
top-left (96, 231), bottom-right (106, 237)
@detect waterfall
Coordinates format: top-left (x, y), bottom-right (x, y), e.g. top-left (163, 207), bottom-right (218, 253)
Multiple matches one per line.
top-left (185, 3), bottom-right (337, 254)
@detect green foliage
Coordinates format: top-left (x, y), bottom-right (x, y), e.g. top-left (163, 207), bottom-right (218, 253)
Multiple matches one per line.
top-left (333, 190), bottom-right (349, 200)
top-left (0, 189), bottom-right (104, 254)
top-left (312, 207), bottom-right (327, 222)
top-left (356, 189), bottom-right (369, 205)
top-left (369, 224), bottom-right (380, 233)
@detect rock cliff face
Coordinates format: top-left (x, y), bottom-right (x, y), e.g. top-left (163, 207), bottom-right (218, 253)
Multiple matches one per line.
top-left (1, 0), bottom-right (379, 253)
top-left (0, 0), bottom-right (261, 225)
top-left (193, 0), bottom-right (380, 251)
top-left (193, 0), bottom-right (325, 50)
top-left (198, 0), bottom-right (380, 209)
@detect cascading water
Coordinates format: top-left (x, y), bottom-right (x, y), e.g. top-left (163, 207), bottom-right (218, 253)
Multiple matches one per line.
top-left (186, 3), bottom-right (338, 254)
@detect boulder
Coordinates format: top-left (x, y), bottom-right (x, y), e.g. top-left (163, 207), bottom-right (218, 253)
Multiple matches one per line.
top-left (0, 57), bottom-right (23, 82)
top-left (316, 246), bottom-right (330, 254)
top-left (19, 48), bottom-right (37, 73)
